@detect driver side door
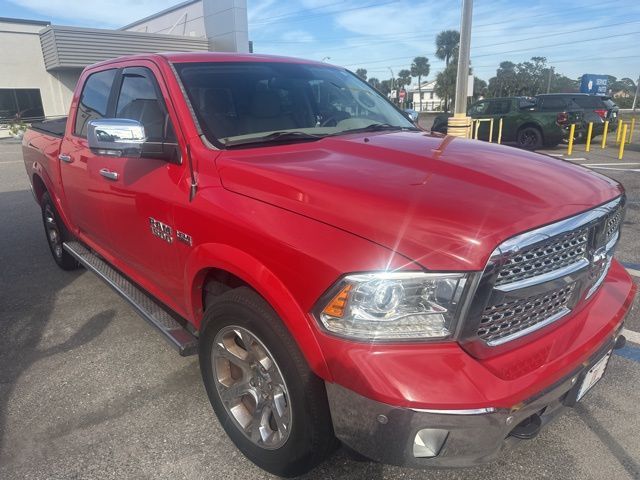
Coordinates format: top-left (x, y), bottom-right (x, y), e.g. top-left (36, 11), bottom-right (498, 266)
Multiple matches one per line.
top-left (90, 64), bottom-right (187, 304)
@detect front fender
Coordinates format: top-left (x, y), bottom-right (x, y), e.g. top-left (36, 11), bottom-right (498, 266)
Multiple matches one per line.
top-left (184, 242), bottom-right (332, 380)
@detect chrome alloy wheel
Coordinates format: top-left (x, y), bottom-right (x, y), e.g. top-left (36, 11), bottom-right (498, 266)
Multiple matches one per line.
top-left (44, 204), bottom-right (63, 259)
top-left (212, 326), bottom-right (292, 449)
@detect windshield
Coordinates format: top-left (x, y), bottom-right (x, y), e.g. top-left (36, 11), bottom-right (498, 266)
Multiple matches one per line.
top-left (174, 61), bottom-right (415, 147)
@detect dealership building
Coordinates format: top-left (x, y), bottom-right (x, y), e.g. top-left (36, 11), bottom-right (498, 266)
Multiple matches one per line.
top-left (0, 0), bottom-right (249, 136)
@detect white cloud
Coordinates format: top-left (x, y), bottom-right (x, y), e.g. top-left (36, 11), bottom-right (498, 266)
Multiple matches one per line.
top-left (281, 29), bottom-right (315, 42)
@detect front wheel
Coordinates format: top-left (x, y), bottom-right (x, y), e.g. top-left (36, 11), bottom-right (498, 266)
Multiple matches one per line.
top-left (516, 127), bottom-right (542, 150)
top-left (199, 287), bottom-right (337, 477)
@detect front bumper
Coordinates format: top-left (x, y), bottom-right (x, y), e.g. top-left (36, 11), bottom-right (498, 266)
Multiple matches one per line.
top-left (326, 332), bottom-right (623, 468)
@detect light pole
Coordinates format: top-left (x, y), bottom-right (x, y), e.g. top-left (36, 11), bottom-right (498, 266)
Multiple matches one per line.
top-left (546, 66), bottom-right (554, 94)
top-left (448, 0), bottom-right (473, 138)
top-left (388, 67), bottom-right (396, 102)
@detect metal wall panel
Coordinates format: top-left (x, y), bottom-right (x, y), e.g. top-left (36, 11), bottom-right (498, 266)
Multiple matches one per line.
top-left (39, 25), bottom-right (209, 70)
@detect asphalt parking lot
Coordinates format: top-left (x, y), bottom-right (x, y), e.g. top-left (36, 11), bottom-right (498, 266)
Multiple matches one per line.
top-left (1, 138), bottom-right (639, 480)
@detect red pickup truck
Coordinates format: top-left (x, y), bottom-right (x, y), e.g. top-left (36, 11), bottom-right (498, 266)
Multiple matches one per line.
top-left (22, 52), bottom-right (635, 477)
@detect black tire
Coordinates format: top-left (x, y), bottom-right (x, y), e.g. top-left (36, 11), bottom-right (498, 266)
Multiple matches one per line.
top-left (516, 126), bottom-right (542, 150)
top-left (199, 287), bottom-right (337, 477)
top-left (41, 192), bottom-right (79, 270)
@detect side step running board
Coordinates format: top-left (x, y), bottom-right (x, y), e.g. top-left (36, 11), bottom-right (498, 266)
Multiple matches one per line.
top-left (63, 241), bottom-right (198, 356)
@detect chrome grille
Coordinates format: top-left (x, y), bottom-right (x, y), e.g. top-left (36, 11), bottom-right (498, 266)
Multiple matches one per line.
top-left (466, 196), bottom-right (624, 349)
top-left (478, 283), bottom-right (576, 344)
top-left (495, 228), bottom-right (588, 286)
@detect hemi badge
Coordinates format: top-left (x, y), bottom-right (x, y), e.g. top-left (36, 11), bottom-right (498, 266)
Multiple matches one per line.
top-left (177, 230), bottom-right (193, 246)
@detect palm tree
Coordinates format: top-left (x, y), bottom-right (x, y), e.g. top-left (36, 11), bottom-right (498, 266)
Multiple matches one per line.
top-left (355, 68), bottom-right (367, 81)
top-left (435, 30), bottom-right (460, 67)
top-left (368, 77), bottom-right (381, 90)
top-left (435, 30), bottom-right (460, 111)
top-left (410, 56), bottom-right (430, 111)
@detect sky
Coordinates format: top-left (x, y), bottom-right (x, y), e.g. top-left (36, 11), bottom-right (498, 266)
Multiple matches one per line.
top-left (2, 0), bottom-right (639, 84)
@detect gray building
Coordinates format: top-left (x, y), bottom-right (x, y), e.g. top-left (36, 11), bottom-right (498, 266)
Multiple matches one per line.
top-left (0, 0), bottom-right (248, 137)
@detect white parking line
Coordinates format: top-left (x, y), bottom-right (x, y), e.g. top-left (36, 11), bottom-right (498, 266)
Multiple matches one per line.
top-left (0, 161), bottom-right (23, 165)
top-left (583, 162), bottom-right (640, 167)
top-left (623, 329), bottom-right (640, 345)
top-left (626, 267), bottom-right (640, 277)
top-left (587, 166), bottom-right (640, 172)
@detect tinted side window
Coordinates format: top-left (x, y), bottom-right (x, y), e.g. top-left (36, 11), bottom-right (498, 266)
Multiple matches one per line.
top-left (487, 99), bottom-right (511, 115)
top-left (572, 96), bottom-right (603, 109)
top-left (469, 101), bottom-right (488, 115)
top-left (538, 97), bottom-right (568, 112)
top-left (74, 69), bottom-right (116, 137)
top-left (115, 70), bottom-right (173, 142)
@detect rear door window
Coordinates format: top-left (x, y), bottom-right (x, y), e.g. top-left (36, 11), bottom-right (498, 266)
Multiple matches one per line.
top-left (487, 99), bottom-right (511, 115)
top-left (74, 69), bottom-right (117, 137)
top-left (572, 96), bottom-right (603, 109)
top-left (538, 96), bottom-right (569, 112)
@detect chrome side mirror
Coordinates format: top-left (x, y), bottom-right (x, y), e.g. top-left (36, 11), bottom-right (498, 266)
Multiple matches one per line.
top-left (87, 119), bottom-right (146, 157)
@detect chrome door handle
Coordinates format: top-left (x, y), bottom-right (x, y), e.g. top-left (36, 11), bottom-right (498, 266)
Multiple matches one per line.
top-left (58, 154), bottom-right (73, 163)
top-left (99, 168), bottom-right (119, 181)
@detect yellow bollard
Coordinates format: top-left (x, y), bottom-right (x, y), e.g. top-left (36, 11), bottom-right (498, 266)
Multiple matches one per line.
top-left (618, 123), bottom-right (628, 160)
top-left (497, 118), bottom-right (503, 144)
top-left (567, 124), bottom-right (576, 155)
top-left (616, 120), bottom-right (623, 144)
top-left (601, 121), bottom-right (609, 148)
top-left (628, 117), bottom-right (635, 143)
top-left (488, 118), bottom-right (494, 143)
top-left (585, 122), bottom-right (593, 152)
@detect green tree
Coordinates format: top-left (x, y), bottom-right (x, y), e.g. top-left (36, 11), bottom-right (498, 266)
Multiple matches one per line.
top-left (410, 56), bottom-right (430, 111)
top-left (434, 62), bottom-right (457, 111)
top-left (435, 30), bottom-right (460, 67)
top-left (368, 77), bottom-right (381, 90)
top-left (379, 79), bottom-right (393, 96)
top-left (435, 30), bottom-right (460, 110)
top-left (355, 68), bottom-right (367, 81)
top-left (472, 77), bottom-right (487, 101)
top-left (488, 61), bottom-right (517, 97)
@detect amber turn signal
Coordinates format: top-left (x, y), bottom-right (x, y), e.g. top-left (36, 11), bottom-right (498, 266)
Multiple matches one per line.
top-left (322, 284), bottom-right (352, 318)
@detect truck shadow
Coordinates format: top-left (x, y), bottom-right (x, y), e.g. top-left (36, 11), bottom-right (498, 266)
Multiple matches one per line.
top-left (0, 189), bottom-right (114, 460)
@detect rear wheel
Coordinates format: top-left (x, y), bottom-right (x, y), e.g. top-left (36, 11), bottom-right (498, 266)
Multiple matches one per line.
top-left (516, 126), bottom-right (542, 150)
top-left (41, 192), bottom-right (79, 270)
top-left (199, 287), bottom-right (336, 477)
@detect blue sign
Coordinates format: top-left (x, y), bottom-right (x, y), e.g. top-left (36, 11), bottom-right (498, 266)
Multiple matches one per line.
top-left (580, 74), bottom-right (608, 95)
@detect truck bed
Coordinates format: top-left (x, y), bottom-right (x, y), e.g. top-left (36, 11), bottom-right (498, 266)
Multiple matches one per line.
top-left (29, 117), bottom-right (67, 138)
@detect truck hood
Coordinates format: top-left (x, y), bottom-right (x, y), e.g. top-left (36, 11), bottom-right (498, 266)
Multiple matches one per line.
top-left (217, 131), bottom-right (622, 270)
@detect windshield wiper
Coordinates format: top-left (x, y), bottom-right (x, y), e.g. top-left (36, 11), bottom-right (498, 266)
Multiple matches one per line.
top-left (224, 131), bottom-right (327, 147)
top-left (337, 123), bottom-right (420, 135)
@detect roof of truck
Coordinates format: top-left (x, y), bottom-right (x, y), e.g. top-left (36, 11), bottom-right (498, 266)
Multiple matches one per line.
top-left (84, 52), bottom-right (333, 72)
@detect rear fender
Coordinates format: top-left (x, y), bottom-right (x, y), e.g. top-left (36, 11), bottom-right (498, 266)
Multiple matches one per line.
top-left (184, 243), bottom-right (331, 380)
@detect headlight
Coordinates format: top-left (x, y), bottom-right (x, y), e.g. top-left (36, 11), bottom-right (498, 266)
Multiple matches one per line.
top-left (315, 272), bottom-right (469, 341)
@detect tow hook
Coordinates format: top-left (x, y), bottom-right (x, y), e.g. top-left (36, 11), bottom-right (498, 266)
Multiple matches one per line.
top-left (509, 414), bottom-right (542, 440)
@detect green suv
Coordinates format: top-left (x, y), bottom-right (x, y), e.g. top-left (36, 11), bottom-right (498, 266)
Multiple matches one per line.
top-left (431, 96), bottom-right (584, 149)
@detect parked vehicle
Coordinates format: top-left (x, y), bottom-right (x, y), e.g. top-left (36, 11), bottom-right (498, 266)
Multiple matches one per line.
top-left (430, 96), bottom-right (583, 149)
top-left (598, 95), bottom-right (620, 130)
top-left (404, 108), bottom-right (419, 122)
top-left (23, 53), bottom-right (635, 477)
top-left (535, 93), bottom-right (617, 140)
